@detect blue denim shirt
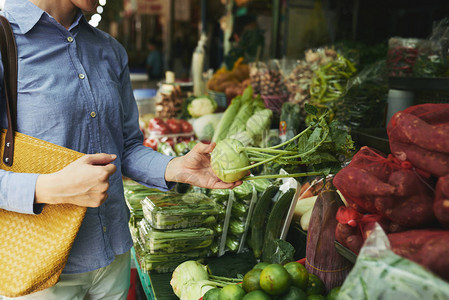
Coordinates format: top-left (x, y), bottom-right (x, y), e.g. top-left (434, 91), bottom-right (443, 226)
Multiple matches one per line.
top-left (0, 0), bottom-right (174, 274)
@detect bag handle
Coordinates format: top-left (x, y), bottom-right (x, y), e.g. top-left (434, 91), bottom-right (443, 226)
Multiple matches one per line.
top-left (0, 15), bottom-right (18, 167)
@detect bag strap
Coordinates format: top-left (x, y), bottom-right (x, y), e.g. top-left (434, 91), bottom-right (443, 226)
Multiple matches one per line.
top-left (0, 15), bottom-right (18, 167)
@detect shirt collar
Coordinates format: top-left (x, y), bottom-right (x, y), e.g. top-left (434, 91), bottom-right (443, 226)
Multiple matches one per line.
top-left (4, 0), bottom-right (44, 34)
top-left (4, 0), bottom-right (89, 34)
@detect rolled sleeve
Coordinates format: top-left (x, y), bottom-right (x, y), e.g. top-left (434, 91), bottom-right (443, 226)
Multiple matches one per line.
top-left (119, 53), bottom-right (176, 191)
top-left (0, 170), bottom-right (40, 214)
top-left (122, 147), bottom-right (176, 191)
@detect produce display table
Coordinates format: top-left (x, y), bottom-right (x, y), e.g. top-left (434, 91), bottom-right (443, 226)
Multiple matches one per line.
top-left (131, 248), bottom-right (259, 300)
top-left (131, 247), bottom-right (177, 300)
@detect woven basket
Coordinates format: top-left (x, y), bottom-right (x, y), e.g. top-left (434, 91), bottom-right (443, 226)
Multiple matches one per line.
top-left (262, 94), bottom-right (289, 116)
top-left (0, 15), bottom-right (87, 297)
top-left (0, 130), bottom-right (86, 297)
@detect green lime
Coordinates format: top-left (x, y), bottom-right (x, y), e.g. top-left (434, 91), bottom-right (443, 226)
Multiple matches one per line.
top-left (218, 284), bottom-right (246, 300)
top-left (278, 286), bottom-right (308, 300)
top-left (203, 287), bottom-right (221, 300)
top-left (306, 274), bottom-right (325, 296)
top-left (259, 264), bottom-right (292, 296)
top-left (326, 286), bottom-right (341, 300)
top-left (242, 290), bottom-right (271, 300)
top-left (308, 295), bottom-right (326, 300)
top-left (242, 268), bottom-right (262, 293)
top-left (253, 262), bottom-right (270, 271)
top-left (283, 261), bottom-right (309, 291)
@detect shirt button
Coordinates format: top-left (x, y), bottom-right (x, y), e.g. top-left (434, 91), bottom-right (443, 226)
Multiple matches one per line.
top-left (67, 36), bottom-right (74, 43)
top-left (78, 73), bottom-right (85, 79)
top-left (90, 111), bottom-right (96, 118)
top-left (103, 226), bottom-right (107, 232)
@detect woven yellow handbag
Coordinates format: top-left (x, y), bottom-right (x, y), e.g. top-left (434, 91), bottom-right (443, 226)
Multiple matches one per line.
top-left (0, 16), bottom-right (87, 297)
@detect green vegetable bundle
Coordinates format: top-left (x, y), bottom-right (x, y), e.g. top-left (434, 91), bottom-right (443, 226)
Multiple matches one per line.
top-left (123, 180), bottom-right (168, 227)
top-left (310, 54), bottom-right (356, 105)
top-left (138, 219), bottom-right (214, 254)
top-left (141, 192), bottom-right (218, 230)
top-left (336, 60), bottom-right (388, 128)
top-left (135, 242), bottom-right (209, 273)
top-left (212, 85), bottom-right (271, 147)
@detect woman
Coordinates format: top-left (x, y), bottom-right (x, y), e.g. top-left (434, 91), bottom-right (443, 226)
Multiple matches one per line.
top-left (0, 1), bottom-right (240, 299)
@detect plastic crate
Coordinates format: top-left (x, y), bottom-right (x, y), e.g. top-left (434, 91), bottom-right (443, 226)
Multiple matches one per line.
top-left (388, 77), bottom-right (449, 104)
top-left (131, 247), bottom-right (156, 300)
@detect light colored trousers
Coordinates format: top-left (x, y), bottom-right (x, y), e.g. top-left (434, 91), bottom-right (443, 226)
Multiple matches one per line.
top-left (3, 251), bottom-right (131, 300)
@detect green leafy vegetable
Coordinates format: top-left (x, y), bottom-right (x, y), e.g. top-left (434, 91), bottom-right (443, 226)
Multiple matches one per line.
top-left (210, 105), bottom-right (355, 182)
top-left (268, 239), bottom-right (296, 265)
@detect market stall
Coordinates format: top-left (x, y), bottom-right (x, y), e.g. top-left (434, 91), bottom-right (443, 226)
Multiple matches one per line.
top-left (122, 6), bottom-right (449, 298)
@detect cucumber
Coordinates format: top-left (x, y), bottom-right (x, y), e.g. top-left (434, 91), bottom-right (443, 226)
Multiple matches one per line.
top-left (229, 219), bottom-right (245, 236)
top-left (231, 201), bottom-right (248, 218)
top-left (251, 178), bottom-right (272, 193)
top-left (262, 188), bottom-right (296, 262)
top-left (249, 185), bottom-right (279, 259)
top-left (226, 235), bottom-right (240, 252)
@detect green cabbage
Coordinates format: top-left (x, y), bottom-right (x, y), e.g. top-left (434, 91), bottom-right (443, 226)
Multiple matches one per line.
top-left (170, 260), bottom-right (209, 297)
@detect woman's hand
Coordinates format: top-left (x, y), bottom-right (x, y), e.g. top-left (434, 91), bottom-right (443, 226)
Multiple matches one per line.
top-left (35, 153), bottom-right (117, 207)
top-left (165, 142), bottom-right (242, 189)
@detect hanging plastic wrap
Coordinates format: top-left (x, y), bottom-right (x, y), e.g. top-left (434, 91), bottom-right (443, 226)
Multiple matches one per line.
top-left (387, 37), bottom-right (423, 77)
top-left (282, 48), bottom-right (338, 106)
top-left (338, 223), bottom-right (449, 300)
top-left (310, 53), bottom-right (356, 105)
top-left (413, 18), bottom-right (449, 77)
top-left (336, 60), bottom-right (388, 128)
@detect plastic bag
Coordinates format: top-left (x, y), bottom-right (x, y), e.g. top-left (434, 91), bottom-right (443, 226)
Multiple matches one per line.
top-left (249, 61), bottom-right (264, 95)
top-left (388, 228), bottom-right (449, 281)
top-left (336, 60), bottom-right (388, 128)
top-left (310, 53), bottom-right (357, 105)
top-left (255, 59), bottom-right (288, 97)
top-left (279, 102), bottom-right (303, 143)
top-left (215, 183), bottom-right (258, 256)
top-left (413, 18), bottom-right (449, 77)
top-left (282, 48), bottom-right (338, 106)
top-left (338, 223), bottom-right (449, 300)
top-left (387, 37), bottom-right (423, 77)
top-left (413, 40), bottom-right (447, 77)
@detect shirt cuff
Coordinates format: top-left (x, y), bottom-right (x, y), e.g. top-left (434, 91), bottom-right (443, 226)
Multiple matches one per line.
top-left (134, 153), bottom-right (176, 191)
top-left (155, 154), bottom-right (177, 191)
top-left (1, 172), bottom-right (41, 215)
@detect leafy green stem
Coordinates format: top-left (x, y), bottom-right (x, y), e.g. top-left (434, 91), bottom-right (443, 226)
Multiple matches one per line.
top-left (282, 129), bottom-right (330, 160)
top-left (223, 154), bottom-right (282, 175)
top-left (243, 147), bottom-right (297, 155)
top-left (268, 125), bottom-right (312, 149)
top-left (243, 171), bottom-right (325, 181)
